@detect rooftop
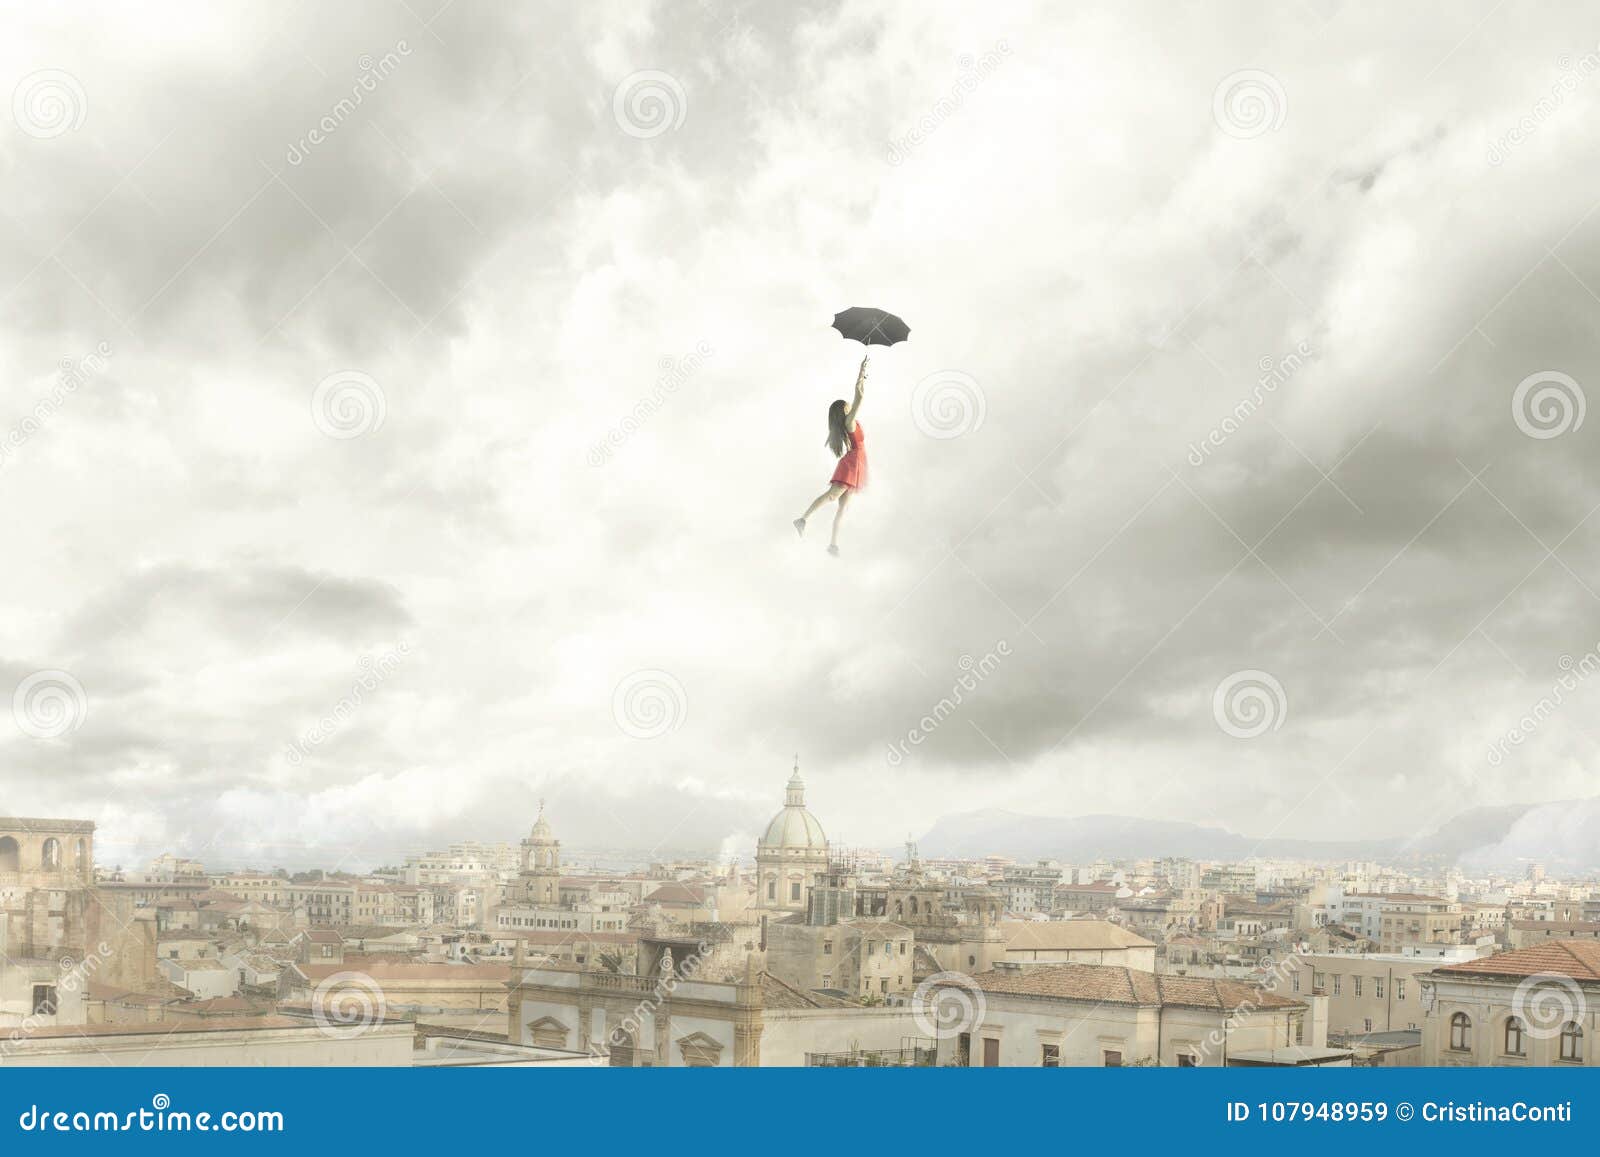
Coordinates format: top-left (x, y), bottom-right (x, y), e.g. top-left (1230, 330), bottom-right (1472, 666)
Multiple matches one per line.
top-left (295, 961), bottom-right (512, 983)
top-left (1431, 941), bottom-right (1600, 983)
top-left (1001, 920), bottom-right (1155, 952)
top-left (1509, 919), bottom-right (1600, 932)
top-left (943, 965), bottom-right (1303, 1012)
top-left (20, 1015), bottom-right (408, 1041)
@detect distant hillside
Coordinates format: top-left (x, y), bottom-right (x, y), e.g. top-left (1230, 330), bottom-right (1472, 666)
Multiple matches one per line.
top-left (914, 799), bottom-right (1597, 869)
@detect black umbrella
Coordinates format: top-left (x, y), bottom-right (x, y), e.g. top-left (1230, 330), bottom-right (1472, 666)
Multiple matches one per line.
top-left (831, 306), bottom-right (910, 348)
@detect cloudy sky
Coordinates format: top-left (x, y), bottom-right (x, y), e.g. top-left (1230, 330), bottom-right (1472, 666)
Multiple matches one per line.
top-left (4, 0), bottom-right (1600, 869)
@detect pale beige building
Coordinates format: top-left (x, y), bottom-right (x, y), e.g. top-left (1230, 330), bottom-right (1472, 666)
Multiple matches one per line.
top-left (932, 963), bottom-right (1341, 1067)
top-left (1506, 920), bottom-right (1600, 949)
top-left (1420, 942), bottom-right (1599, 1067)
top-left (766, 917), bottom-right (915, 998)
top-left (999, 920), bottom-right (1156, 970)
top-left (507, 960), bottom-right (925, 1066)
top-left (281, 960), bottom-right (512, 1014)
top-left (1266, 950), bottom-right (1485, 1035)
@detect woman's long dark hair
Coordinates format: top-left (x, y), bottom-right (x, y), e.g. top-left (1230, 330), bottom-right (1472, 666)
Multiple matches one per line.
top-left (826, 399), bottom-right (853, 459)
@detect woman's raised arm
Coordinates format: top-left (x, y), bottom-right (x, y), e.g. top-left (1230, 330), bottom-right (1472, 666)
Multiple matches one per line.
top-left (846, 354), bottom-right (868, 424)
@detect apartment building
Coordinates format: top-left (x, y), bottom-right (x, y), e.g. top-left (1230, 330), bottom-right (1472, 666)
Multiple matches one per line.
top-left (1268, 948), bottom-right (1486, 1036)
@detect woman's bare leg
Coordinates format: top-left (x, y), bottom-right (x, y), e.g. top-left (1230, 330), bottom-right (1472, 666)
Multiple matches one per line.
top-left (799, 483), bottom-right (845, 524)
top-left (830, 487), bottom-right (853, 549)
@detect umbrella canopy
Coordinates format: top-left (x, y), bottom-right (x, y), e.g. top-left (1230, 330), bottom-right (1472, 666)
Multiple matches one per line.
top-left (831, 306), bottom-right (910, 347)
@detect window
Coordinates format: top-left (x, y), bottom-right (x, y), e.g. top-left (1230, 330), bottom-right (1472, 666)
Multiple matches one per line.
top-left (1396, 979), bottom-right (1406, 1000)
top-left (1504, 1016), bottom-right (1525, 1057)
top-left (866, 941), bottom-right (875, 955)
top-left (1103, 1050), bottom-right (1123, 1067)
top-left (880, 978), bottom-right (889, 994)
top-left (1560, 1022), bottom-right (1583, 1062)
top-left (982, 1038), bottom-right (999, 1067)
top-left (1331, 975), bottom-right (1341, 996)
top-left (822, 940), bottom-right (833, 955)
top-left (1291, 971), bottom-right (1300, 993)
top-left (821, 973), bottom-right (831, 988)
top-left (1449, 1012), bottom-right (1471, 1052)
top-left (1313, 971), bottom-right (1325, 990)
top-left (1176, 1053), bottom-right (1196, 1067)
top-left (790, 882), bottom-right (801, 902)
top-left (956, 1032), bottom-right (971, 1066)
top-left (1364, 1018), bottom-right (1372, 1032)
top-left (1374, 977), bottom-right (1384, 999)
top-left (1041, 1044), bottom-right (1060, 1067)
top-left (766, 880), bottom-right (775, 900)
top-left (31, 985), bottom-right (57, 1015)
top-left (1353, 976), bottom-right (1362, 997)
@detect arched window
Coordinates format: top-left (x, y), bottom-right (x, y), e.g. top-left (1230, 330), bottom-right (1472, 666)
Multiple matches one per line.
top-left (1504, 1016), bottom-right (1525, 1056)
top-left (0, 836), bottom-right (18, 873)
top-left (1449, 1012), bottom-right (1471, 1052)
top-left (1561, 1022), bottom-right (1583, 1062)
top-left (41, 838), bottom-right (61, 869)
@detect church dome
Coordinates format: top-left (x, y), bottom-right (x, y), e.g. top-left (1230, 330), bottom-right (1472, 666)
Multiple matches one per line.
top-left (529, 802), bottom-right (555, 842)
top-left (758, 764), bottom-right (827, 850)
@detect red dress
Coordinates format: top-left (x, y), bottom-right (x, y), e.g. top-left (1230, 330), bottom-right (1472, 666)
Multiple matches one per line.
top-left (830, 421), bottom-right (868, 489)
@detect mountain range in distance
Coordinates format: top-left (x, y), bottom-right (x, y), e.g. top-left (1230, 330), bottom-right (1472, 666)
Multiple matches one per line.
top-left (909, 797), bottom-right (1600, 872)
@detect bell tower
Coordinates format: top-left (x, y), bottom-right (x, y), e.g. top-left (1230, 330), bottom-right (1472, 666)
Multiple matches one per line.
top-left (519, 801), bottom-right (561, 907)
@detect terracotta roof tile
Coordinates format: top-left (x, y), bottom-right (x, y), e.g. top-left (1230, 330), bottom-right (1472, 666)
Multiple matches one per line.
top-left (1432, 941), bottom-right (1600, 982)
